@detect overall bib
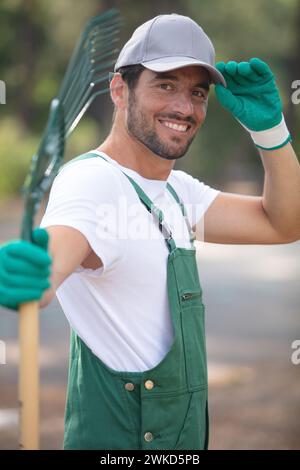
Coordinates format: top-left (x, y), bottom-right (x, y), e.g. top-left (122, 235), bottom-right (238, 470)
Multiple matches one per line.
top-left (63, 153), bottom-right (209, 450)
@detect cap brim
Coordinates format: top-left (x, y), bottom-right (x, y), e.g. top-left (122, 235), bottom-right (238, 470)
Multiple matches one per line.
top-left (142, 57), bottom-right (226, 87)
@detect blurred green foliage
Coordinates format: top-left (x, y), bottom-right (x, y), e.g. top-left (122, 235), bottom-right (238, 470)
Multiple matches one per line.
top-left (0, 0), bottom-right (299, 198)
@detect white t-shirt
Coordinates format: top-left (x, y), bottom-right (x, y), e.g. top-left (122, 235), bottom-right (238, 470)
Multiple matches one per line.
top-left (40, 150), bottom-right (220, 372)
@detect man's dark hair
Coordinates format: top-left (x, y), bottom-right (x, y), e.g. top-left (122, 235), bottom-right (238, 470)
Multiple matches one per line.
top-left (116, 64), bottom-right (145, 91)
top-left (110, 64), bottom-right (145, 123)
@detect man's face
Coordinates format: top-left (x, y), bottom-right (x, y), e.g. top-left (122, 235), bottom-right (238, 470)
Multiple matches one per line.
top-left (125, 65), bottom-right (210, 160)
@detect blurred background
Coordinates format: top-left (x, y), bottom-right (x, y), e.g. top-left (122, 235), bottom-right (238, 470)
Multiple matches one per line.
top-left (0, 0), bottom-right (299, 450)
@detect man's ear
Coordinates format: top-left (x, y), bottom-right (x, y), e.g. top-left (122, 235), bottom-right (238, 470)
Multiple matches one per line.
top-left (110, 73), bottom-right (128, 109)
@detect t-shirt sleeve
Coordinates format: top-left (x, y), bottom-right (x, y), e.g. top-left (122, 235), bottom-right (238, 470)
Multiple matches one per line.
top-left (170, 170), bottom-right (221, 227)
top-left (40, 158), bottom-right (127, 275)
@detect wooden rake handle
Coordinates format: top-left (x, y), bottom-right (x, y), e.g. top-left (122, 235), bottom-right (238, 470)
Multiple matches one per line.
top-left (18, 301), bottom-right (40, 450)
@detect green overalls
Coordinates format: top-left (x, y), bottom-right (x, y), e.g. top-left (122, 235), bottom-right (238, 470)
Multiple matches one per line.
top-left (63, 153), bottom-right (209, 450)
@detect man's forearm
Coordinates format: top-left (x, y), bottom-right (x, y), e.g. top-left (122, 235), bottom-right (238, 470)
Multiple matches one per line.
top-left (260, 142), bottom-right (300, 239)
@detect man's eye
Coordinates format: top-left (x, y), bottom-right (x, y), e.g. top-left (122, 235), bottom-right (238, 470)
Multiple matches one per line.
top-left (160, 83), bottom-right (173, 90)
top-left (193, 90), bottom-right (206, 98)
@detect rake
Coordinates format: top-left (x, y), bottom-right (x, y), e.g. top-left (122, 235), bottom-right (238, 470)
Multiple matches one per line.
top-left (18, 8), bottom-right (121, 450)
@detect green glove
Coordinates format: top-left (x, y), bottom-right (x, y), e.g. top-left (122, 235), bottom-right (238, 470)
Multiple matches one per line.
top-left (215, 58), bottom-right (291, 150)
top-left (0, 227), bottom-right (52, 311)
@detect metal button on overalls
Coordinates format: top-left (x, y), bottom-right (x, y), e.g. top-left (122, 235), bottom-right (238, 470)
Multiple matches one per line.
top-left (144, 432), bottom-right (154, 442)
top-left (125, 382), bottom-right (135, 391)
top-left (63, 153), bottom-right (209, 450)
top-left (144, 380), bottom-right (154, 390)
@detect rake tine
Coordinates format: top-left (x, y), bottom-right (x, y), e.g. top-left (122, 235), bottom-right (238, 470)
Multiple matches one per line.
top-left (60, 11), bottom-right (120, 73)
top-left (65, 67), bottom-right (113, 130)
top-left (89, 31), bottom-right (120, 52)
top-left (66, 87), bottom-right (110, 137)
top-left (58, 31), bottom-right (120, 101)
top-left (62, 52), bottom-right (117, 126)
top-left (82, 9), bottom-right (120, 35)
top-left (58, 12), bottom-right (121, 99)
top-left (63, 68), bottom-right (112, 127)
top-left (58, 52), bottom-right (117, 115)
top-left (60, 54), bottom-right (92, 106)
top-left (58, 20), bottom-right (120, 102)
top-left (62, 53), bottom-right (113, 114)
top-left (64, 73), bottom-right (111, 134)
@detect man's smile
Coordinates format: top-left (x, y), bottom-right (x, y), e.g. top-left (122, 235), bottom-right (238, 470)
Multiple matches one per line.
top-left (158, 119), bottom-right (192, 134)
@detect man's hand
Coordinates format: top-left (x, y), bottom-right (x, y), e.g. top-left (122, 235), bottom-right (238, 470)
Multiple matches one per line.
top-left (0, 228), bottom-right (52, 311)
top-left (215, 58), bottom-right (282, 131)
top-left (215, 58), bottom-right (291, 150)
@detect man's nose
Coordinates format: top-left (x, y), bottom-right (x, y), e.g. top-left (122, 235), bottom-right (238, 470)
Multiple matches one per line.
top-left (172, 93), bottom-right (194, 116)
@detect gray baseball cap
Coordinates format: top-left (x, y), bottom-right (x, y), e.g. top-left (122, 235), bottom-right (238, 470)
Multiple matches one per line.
top-left (114, 13), bottom-right (226, 86)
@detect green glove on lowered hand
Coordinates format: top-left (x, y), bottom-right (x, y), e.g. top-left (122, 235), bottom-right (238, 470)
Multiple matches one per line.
top-left (215, 58), bottom-right (291, 150)
top-left (0, 227), bottom-right (52, 311)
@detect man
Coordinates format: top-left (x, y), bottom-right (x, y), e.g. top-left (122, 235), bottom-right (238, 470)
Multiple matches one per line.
top-left (0, 14), bottom-right (299, 450)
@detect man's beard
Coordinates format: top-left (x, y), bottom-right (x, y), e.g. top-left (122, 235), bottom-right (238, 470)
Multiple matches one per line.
top-left (126, 91), bottom-right (196, 160)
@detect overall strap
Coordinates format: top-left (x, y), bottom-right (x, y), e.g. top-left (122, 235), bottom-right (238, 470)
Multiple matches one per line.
top-left (59, 152), bottom-right (99, 172)
top-left (123, 173), bottom-right (177, 252)
top-left (167, 182), bottom-right (196, 244)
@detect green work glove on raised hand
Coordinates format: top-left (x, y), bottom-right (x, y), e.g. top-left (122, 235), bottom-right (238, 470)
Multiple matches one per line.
top-left (215, 58), bottom-right (291, 150)
top-left (0, 227), bottom-right (52, 311)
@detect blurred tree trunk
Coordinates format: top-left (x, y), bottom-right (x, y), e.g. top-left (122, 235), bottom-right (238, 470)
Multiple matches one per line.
top-left (16, 0), bottom-right (42, 130)
top-left (285, 0), bottom-right (300, 138)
